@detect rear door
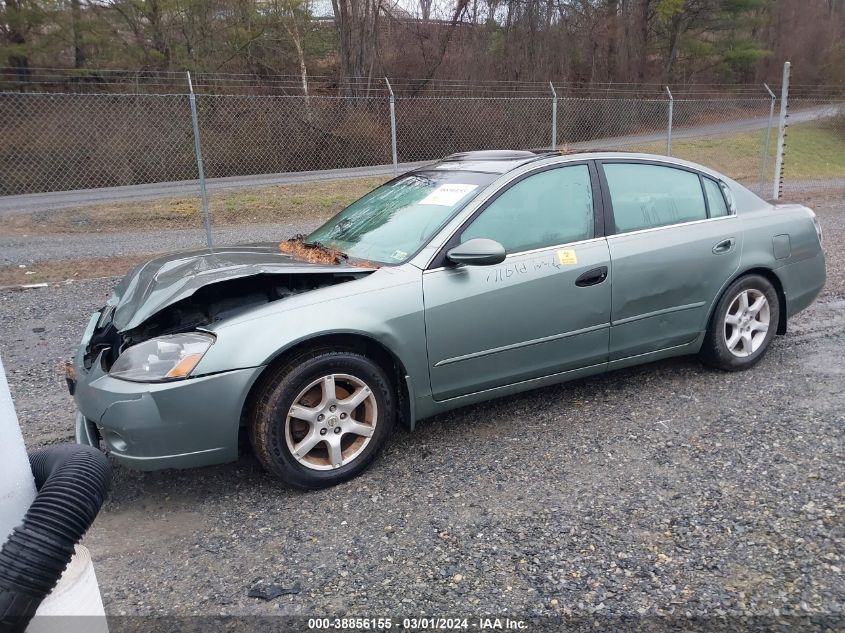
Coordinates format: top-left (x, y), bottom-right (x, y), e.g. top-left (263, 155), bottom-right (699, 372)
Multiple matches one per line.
top-left (423, 162), bottom-right (612, 401)
top-left (599, 160), bottom-right (742, 360)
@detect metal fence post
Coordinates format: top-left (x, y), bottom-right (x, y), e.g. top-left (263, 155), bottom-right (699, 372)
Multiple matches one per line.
top-left (772, 62), bottom-right (791, 200)
top-left (550, 82), bottom-right (558, 151)
top-left (759, 83), bottom-right (777, 197)
top-left (187, 72), bottom-right (213, 249)
top-left (385, 77), bottom-right (398, 175)
top-left (665, 86), bottom-right (673, 156)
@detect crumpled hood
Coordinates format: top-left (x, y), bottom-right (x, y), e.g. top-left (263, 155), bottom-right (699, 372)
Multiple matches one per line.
top-left (108, 243), bottom-right (375, 332)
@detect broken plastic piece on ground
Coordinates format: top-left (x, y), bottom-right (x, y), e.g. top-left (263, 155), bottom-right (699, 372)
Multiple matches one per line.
top-left (247, 581), bottom-right (302, 600)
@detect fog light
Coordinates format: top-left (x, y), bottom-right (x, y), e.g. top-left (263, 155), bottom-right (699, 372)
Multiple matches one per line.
top-left (103, 430), bottom-right (127, 453)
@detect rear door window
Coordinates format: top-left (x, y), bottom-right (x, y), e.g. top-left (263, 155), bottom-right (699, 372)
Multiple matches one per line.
top-left (603, 163), bottom-right (707, 233)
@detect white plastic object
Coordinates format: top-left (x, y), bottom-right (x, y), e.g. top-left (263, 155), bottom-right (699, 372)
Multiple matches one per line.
top-left (0, 354), bottom-right (37, 545)
top-left (26, 545), bottom-right (108, 633)
top-left (0, 355), bottom-right (108, 633)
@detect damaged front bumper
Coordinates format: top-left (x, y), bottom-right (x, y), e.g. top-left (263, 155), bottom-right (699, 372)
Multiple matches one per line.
top-left (71, 313), bottom-right (263, 471)
top-left (75, 410), bottom-right (100, 447)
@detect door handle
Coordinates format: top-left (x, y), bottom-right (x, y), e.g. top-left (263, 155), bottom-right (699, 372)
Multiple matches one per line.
top-left (575, 266), bottom-right (608, 287)
top-left (712, 238), bottom-right (736, 254)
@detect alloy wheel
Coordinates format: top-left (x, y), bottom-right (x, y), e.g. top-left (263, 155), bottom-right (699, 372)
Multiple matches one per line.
top-left (284, 373), bottom-right (378, 470)
top-left (724, 288), bottom-right (770, 357)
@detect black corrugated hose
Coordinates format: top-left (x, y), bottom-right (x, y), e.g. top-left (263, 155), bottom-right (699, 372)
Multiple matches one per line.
top-left (0, 444), bottom-right (111, 633)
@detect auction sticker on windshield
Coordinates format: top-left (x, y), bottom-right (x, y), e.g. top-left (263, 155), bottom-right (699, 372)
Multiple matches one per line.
top-left (419, 184), bottom-right (478, 206)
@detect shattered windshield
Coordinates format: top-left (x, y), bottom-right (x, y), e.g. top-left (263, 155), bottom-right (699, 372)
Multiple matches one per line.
top-left (304, 171), bottom-right (496, 264)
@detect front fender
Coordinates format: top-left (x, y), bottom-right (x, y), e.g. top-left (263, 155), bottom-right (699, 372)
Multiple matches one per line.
top-left (193, 266), bottom-right (430, 399)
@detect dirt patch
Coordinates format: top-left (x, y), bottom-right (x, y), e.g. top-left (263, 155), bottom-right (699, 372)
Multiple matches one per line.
top-left (86, 507), bottom-right (208, 561)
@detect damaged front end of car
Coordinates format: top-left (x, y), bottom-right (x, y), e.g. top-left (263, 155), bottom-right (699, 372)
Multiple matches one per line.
top-left (70, 244), bottom-right (376, 470)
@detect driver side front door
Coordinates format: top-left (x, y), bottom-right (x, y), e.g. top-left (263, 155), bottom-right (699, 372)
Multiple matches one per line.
top-left (422, 163), bottom-right (612, 401)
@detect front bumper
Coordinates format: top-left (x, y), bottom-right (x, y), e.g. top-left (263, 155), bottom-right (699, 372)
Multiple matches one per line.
top-left (72, 316), bottom-right (263, 471)
top-left (75, 411), bottom-right (100, 447)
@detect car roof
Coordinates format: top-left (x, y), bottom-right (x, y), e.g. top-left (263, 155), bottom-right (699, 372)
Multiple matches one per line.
top-left (426, 150), bottom-right (725, 180)
top-left (427, 150), bottom-right (552, 174)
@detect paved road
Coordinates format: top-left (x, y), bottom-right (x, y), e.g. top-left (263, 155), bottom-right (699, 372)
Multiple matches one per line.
top-left (0, 105), bottom-right (840, 217)
top-left (0, 163), bottom-right (429, 217)
top-left (568, 103), bottom-right (840, 151)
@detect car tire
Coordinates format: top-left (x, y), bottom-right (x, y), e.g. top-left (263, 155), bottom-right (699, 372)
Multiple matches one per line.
top-left (248, 349), bottom-right (395, 489)
top-left (700, 274), bottom-right (780, 371)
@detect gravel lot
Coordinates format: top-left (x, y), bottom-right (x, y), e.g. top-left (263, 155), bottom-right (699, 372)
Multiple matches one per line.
top-left (0, 201), bottom-right (842, 625)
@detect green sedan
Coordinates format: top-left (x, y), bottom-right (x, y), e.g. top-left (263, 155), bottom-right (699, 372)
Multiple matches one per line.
top-left (71, 151), bottom-right (826, 488)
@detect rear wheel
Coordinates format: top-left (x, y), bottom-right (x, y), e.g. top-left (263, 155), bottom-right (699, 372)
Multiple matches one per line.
top-left (249, 350), bottom-right (395, 488)
top-left (700, 274), bottom-right (780, 371)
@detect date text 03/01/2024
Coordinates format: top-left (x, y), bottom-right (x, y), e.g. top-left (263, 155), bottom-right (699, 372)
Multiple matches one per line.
top-left (307, 617), bottom-right (529, 630)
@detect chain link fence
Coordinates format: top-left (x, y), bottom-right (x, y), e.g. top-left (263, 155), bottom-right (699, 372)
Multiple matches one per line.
top-left (196, 94), bottom-right (392, 238)
top-left (197, 95), bottom-right (392, 180)
top-left (663, 98), bottom-right (777, 198)
top-left (558, 97), bottom-right (670, 153)
top-left (1, 78), bottom-right (843, 269)
top-left (0, 92), bottom-right (197, 195)
top-left (780, 98), bottom-right (845, 200)
top-left (395, 97), bottom-right (553, 161)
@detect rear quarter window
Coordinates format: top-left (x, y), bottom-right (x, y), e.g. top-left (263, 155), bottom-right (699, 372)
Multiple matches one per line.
top-left (702, 177), bottom-right (729, 218)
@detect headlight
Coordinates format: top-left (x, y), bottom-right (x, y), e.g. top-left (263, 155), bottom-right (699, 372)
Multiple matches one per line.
top-left (110, 333), bottom-right (214, 382)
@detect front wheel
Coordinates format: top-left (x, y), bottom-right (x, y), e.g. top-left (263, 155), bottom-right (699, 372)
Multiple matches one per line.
top-left (249, 350), bottom-right (395, 488)
top-left (700, 274), bottom-right (780, 371)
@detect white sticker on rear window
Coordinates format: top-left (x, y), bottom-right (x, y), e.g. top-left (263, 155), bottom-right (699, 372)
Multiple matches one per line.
top-left (419, 184), bottom-right (478, 206)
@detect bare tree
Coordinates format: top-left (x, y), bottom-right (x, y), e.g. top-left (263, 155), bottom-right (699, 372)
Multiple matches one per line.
top-left (270, 0), bottom-right (313, 114)
top-left (330, 0), bottom-right (384, 95)
top-left (70, 0), bottom-right (84, 67)
top-left (1, 0), bottom-right (33, 82)
top-left (3, 0), bottom-right (844, 91)
top-left (418, 0), bottom-right (433, 21)
top-left (104, 0), bottom-right (172, 68)
top-left (605, 0), bottom-right (618, 81)
top-left (636, 0), bottom-right (651, 82)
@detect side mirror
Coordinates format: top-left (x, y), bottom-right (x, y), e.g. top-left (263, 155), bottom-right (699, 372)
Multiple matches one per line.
top-left (446, 238), bottom-right (506, 266)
